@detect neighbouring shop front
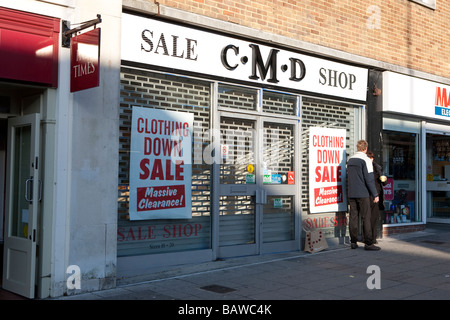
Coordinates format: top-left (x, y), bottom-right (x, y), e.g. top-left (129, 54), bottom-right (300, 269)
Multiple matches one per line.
top-left (117, 12), bottom-right (369, 279)
top-left (0, 7), bottom-right (60, 299)
top-left (382, 72), bottom-right (450, 234)
top-left (0, 2), bottom-right (121, 299)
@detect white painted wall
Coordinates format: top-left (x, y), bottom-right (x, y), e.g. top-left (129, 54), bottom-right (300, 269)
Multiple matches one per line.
top-left (59, 0), bottom-right (122, 296)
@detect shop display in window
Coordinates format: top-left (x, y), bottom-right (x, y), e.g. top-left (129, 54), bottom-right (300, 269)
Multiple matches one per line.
top-left (426, 134), bottom-right (450, 220)
top-left (382, 131), bottom-right (418, 224)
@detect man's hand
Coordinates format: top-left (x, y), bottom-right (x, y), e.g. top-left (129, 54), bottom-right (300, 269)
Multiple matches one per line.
top-left (373, 196), bottom-right (379, 203)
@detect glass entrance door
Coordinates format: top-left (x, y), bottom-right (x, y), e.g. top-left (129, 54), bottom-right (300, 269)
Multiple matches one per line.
top-left (260, 119), bottom-right (299, 253)
top-left (426, 133), bottom-right (450, 221)
top-left (382, 131), bottom-right (419, 224)
top-left (2, 114), bottom-right (40, 298)
top-left (215, 84), bottom-right (300, 258)
top-left (218, 114), bottom-right (259, 257)
top-left (217, 113), bottom-right (299, 257)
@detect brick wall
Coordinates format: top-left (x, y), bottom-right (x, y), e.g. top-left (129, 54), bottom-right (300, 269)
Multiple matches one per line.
top-left (158, 0), bottom-right (449, 79)
top-left (383, 224), bottom-right (426, 236)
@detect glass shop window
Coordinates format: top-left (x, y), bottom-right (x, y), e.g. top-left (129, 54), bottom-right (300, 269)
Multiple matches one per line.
top-left (382, 131), bottom-right (420, 224)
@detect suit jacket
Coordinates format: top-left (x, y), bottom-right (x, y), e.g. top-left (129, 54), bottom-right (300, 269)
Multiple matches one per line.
top-left (347, 152), bottom-right (378, 199)
top-left (372, 161), bottom-right (387, 210)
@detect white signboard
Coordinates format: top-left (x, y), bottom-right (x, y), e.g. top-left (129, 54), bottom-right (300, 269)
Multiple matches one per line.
top-left (383, 71), bottom-right (450, 121)
top-left (129, 107), bottom-right (193, 220)
top-left (309, 127), bottom-right (347, 213)
top-left (121, 13), bottom-right (368, 101)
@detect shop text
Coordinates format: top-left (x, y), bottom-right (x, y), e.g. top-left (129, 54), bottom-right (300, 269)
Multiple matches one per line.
top-left (435, 87), bottom-right (450, 108)
top-left (314, 185), bottom-right (344, 206)
top-left (117, 223), bottom-right (203, 242)
top-left (136, 185), bottom-right (185, 211)
top-left (309, 128), bottom-right (346, 213)
top-left (435, 87), bottom-right (450, 118)
top-left (72, 62), bottom-right (96, 78)
top-left (303, 215), bottom-right (348, 229)
top-left (123, 13), bottom-right (368, 100)
top-left (141, 30), bottom-right (198, 61)
top-left (312, 134), bottom-right (344, 183)
top-left (129, 108), bottom-right (193, 220)
top-left (319, 68), bottom-right (356, 90)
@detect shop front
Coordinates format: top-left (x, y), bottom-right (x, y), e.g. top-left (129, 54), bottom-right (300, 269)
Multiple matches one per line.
top-left (382, 72), bottom-right (450, 234)
top-left (0, 1), bottom-right (122, 299)
top-left (0, 7), bottom-right (60, 298)
top-left (118, 12), bottom-right (369, 279)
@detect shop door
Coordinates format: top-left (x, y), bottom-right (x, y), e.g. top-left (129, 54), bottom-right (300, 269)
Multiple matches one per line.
top-left (425, 132), bottom-right (450, 221)
top-left (218, 112), bottom-right (299, 257)
top-left (2, 114), bottom-right (40, 299)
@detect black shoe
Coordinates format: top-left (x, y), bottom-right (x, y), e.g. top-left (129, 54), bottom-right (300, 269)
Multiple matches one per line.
top-left (351, 243), bottom-right (358, 249)
top-left (364, 244), bottom-right (381, 251)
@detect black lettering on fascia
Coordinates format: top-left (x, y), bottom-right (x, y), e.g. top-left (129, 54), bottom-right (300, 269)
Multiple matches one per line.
top-left (249, 44), bottom-right (279, 84)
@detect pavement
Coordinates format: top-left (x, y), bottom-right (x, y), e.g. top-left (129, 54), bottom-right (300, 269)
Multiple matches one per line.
top-left (54, 223), bottom-right (450, 301)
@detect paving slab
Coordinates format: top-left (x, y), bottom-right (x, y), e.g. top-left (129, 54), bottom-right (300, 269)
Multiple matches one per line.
top-left (53, 223), bottom-right (450, 302)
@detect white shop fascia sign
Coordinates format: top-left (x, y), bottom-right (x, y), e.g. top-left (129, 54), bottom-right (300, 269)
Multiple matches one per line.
top-left (121, 13), bottom-right (368, 101)
top-left (383, 71), bottom-right (450, 121)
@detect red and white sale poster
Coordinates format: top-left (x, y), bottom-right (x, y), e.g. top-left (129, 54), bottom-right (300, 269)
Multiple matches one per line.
top-left (129, 107), bottom-right (193, 220)
top-left (309, 127), bottom-right (347, 213)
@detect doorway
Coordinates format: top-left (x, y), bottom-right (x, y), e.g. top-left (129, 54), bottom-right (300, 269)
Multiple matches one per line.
top-left (0, 84), bottom-right (47, 299)
top-left (215, 85), bottom-right (301, 258)
top-left (425, 132), bottom-right (450, 222)
top-left (1, 114), bottom-right (40, 298)
top-left (0, 118), bottom-right (6, 289)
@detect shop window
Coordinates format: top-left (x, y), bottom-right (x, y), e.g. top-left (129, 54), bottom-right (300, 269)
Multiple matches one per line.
top-left (219, 116), bottom-right (255, 184)
top-left (262, 90), bottom-right (298, 116)
top-left (218, 84), bottom-right (257, 111)
top-left (263, 122), bottom-right (295, 181)
top-left (382, 131), bottom-right (419, 224)
top-left (263, 195), bottom-right (295, 242)
top-left (219, 195), bottom-right (255, 246)
top-left (301, 97), bottom-right (359, 215)
top-left (118, 68), bottom-right (212, 256)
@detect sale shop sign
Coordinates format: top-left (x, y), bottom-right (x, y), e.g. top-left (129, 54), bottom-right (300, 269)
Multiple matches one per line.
top-left (309, 127), bottom-right (347, 213)
top-left (129, 107), bottom-right (193, 220)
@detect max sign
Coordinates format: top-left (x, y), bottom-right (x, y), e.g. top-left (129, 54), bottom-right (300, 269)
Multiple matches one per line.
top-left (121, 13), bottom-right (368, 101)
top-left (383, 72), bottom-right (450, 122)
top-left (435, 87), bottom-right (450, 118)
top-left (70, 28), bottom-right (100, 92)
top-left (129, 107), bottom-right (193, 220)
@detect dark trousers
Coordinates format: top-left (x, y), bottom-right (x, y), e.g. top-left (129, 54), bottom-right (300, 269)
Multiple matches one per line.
top-left (370, 199), bottom-right (380, 241)
top-left (349, 197), bottom-right (373, 246)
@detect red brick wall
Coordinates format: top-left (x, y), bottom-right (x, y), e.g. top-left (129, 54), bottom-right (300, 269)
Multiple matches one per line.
top-left (159, 0), bottom-right (449, 79)
top-left (383, 224), bottom-right (426, 236)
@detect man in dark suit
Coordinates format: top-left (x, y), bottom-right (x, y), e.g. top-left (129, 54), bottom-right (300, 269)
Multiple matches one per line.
top-left (347, 140), bottom-right (380, 251)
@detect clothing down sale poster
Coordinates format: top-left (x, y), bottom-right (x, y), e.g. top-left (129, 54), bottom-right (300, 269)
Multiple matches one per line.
top-left (129, 107), bottom-right (193, 220)
top-left (309, 127), bottom-right (347, 214)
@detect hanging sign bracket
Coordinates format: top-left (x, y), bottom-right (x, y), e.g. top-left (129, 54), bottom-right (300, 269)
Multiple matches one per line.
top-left (62, 14), bottom-right (102, 48)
